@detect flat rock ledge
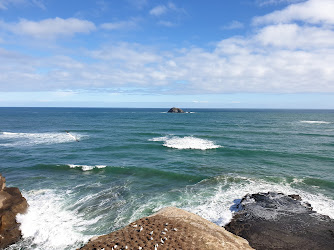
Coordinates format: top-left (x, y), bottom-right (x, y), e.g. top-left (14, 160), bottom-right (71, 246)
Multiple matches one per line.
top-left (225, 192), bottom-right (334, 250)
top-left (80, 207), bottom-right (253, 250)
top-left (0, 173), bottom-right (28, 249)
top-left (167, 107), bottom-right (185, 113)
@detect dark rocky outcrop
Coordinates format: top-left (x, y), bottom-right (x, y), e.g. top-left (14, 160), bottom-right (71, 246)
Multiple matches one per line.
top-left (225, 192), bottom-right (334, 250)
top-left (81, 207), bottom-right (253, 249)
top-left (167, 107), bottom-right (185, 113)
top-left (0, 173), bottom-right (28, 249)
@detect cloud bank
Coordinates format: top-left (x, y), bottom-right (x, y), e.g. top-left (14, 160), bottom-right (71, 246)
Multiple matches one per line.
top-left (0, 0), bottom-right (333, 95)
top-left (253, 0), bottom-right (334, 25)
top-left (0, 17), bottom-right (96, 39)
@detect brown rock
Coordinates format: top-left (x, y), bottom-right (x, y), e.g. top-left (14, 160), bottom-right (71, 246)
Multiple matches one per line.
top-left (288, 194), bottom-right (302, 201)
top-left (80, 207), bottom-right (253, 250)
top-left (0, 175), bottom-right (5, 190)
top-left (0, 173), bottom-right (28, 249)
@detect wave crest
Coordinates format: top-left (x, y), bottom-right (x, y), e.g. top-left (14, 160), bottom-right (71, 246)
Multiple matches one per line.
top-left (0, 131), bottom-right (83, 146)
top-left (149, 135), bottom-right (222, 150)
top-left (15, 189), bottom-right (97, 250)
top-left (68, 164), bottom-right (107, 171)
top-left (300, 121), bottom-right (331, 124)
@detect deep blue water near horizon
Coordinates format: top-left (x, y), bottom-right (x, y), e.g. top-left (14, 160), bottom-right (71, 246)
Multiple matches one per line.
top-left (1, 107), bottom-right (334, 249)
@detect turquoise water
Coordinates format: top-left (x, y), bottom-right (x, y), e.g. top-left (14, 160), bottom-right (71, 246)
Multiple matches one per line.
top-left (1, 108), bottom-right (334, 249)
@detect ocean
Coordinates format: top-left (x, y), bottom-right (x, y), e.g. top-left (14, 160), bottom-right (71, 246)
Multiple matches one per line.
top-left (1, 107), bottom-right (333, 249)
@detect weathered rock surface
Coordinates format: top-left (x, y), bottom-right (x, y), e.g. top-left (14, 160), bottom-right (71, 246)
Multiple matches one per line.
top-left (225, 192), bottom-right (334, 250)
top-left (0, 173), bottom-right (28, 249)
top-left (167, 107), bottom-right (185, 113)
top-left (81, 207), bottom-right (253, 249)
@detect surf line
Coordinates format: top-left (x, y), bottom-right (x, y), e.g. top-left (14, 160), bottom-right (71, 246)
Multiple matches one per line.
top-left (65, 130), bottom-right (80, 142)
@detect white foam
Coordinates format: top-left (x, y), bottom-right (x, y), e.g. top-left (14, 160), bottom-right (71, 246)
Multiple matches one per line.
top-left (149, 135), bottom-right (222, 150)
top-left (15, 189), bottom-right (97, 250)
top-left (10, 176), bottom-right (334, 250)
top-left (127, 176), bottom-right (334, 227)
top-left (149, 136), bottom-right (169, 142)
top-left (160, 112), bottom-right (195, 113)
top-left (66, 132), bottom-right (79, 141)
top-left (300, 121), bottom-right (331, 124)
top-left (183, 177), bottom-right (334, 226)
top-left (68, 164), bottom-right (107, 171)
top-left (0, 131), bottom-right (83, 146)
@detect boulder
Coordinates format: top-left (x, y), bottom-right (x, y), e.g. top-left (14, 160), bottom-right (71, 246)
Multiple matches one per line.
top-left (167, 107), bottom-right (185, 113)
top-left (0, 173), bottom-right (28, 249)
top-left (225, 192), bottom-right (334, 250)
top-left (81, 207), bottom-right (253, 249)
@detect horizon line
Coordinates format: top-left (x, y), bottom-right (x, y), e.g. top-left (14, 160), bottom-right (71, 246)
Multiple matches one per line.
top-left (1, 106), bottom-right (334, 111)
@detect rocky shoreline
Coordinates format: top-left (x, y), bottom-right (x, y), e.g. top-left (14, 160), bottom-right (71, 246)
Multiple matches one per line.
top-left (1, 173), bottom-right (333, 250)
top-left (81, 192), bottom-right (334, 250)
top-left (0, 173), bottom-right (28, 249)
top-left (225, 192), bottom-right (334, 250)
top-left (81, 207), bottom-right (253, 250)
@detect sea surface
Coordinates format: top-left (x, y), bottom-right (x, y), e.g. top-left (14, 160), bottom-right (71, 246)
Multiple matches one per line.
top-left (1, 107), bottom-right (333, 249)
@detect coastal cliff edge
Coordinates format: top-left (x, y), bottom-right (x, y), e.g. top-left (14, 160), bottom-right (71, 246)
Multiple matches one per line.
top-left (0, 173), bottom-right (28, 249)
top-left (81, 207), bottom-right (253, 249)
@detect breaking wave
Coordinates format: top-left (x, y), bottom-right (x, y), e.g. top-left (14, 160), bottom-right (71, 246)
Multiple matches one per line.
top-left (185, 177), bottom-right (334, 226)
top-left (0, 131), bottom-right (83, 146)
top-left (13, 189), bottom-right (98, 250)
top-left (149, 135), bottom-right (222, 150)
top-left (300, 121), bottom-right (331, 124)
top-left (68, 164), bottom-right (107, 171)
top-left (129, 175), bottom-right (334, 227)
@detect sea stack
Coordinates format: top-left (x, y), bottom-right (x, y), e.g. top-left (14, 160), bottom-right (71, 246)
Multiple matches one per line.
top-left (167, 107), bottom-right (185, 113)
top-left (0, 173), bottom-right (28, 249)
top-left (81, 207), bottom-right (253, 249)
top-left (225, 192), bottom-right (334, 250)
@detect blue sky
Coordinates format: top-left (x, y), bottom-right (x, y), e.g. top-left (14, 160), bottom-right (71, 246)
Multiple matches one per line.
top-left (0, 0), bottom-right (334, 108)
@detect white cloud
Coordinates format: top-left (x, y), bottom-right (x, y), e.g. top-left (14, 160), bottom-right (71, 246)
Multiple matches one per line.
top-left (89, 43), bottom-right (162, 65)
top-left (158, 20), bottom-right (175, 27)
top-left (0, 1), bottom-right (7, 9)
top-left (0, 0), bottom-right (45, 10)
top-left (1, 24), bottom-right (334, 94)
top-left (0, 0), bottom-right (23, 9)
top-left (0, 17), bottom-right (96, 39)
top-left (149, 2), bottom-right (186, 27)
top-left (1, 0), bottom-right (334, 95)
top-left (52, 91), bottom-right (77, 98)
top-left (253, 0), bottom-right (334, 25)
top-left (256, 24), bottom-right (334, 49)
top-left (192, 100), bottom-right (208, 103)
top-left (256, 0), bottom-right (305, 7)
top-left (221, 21), bottom-right (244, 30)
top-left (149, 2), bottom-right (185, 17)
top-left (31, 0), bottom-right (45, 10)
top-left (100, 19), bottom-right (139, 30)
top-left (126, 0), bottom-right (147, 9)
top-left (149, 5), bottom-right (168, 16)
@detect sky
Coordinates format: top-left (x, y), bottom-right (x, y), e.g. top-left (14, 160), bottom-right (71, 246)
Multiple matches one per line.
top-left (0, 0), bottom-right (334, 108)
